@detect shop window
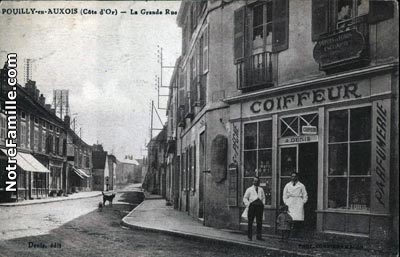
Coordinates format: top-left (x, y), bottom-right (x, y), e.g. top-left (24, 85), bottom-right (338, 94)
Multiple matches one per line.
top-left (243, 120), bottom-right (272, 205)
top-left (327, 106), bottom-right (371, 211)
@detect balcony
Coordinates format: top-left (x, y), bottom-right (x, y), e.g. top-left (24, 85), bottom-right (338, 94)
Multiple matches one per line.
top-left (313, 15), bottom-right (370, 73)
top-left (236, 51), bottom-right (273, 90)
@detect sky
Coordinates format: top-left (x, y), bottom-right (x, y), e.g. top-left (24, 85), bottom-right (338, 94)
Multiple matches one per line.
top-left (0, 1), bottom-right (181, 160)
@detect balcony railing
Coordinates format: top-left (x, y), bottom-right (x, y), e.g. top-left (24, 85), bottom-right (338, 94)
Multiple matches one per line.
top-left (236, 51), bottom-right (273, 90)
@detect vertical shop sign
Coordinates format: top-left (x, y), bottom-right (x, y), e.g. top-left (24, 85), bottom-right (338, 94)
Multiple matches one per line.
top-left (371, 99), bottom-right (391, 214)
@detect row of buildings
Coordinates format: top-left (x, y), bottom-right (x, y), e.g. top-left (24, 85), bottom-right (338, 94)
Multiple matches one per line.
top-left (0, 63), bottom-right (143, 202)
top-left (145, 0), bottom-right (399, 247)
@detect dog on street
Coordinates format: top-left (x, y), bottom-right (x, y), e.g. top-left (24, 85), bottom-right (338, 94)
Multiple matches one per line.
top-left (102, 192), bottom-right (116, 207)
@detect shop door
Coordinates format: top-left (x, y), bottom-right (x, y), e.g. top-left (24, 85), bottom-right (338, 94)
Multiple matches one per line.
top-left (298, 143), bottom-right (318, 231)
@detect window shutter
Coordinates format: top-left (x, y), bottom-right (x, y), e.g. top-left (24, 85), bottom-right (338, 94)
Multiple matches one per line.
top-left (312, 0), bottom-right (330, 41)
top-left (234, 7), bottom-right (245, 62)
top-left (272, 0), bottom-right (289, 52)
top-left (368, 0), bottom-right (394, 24)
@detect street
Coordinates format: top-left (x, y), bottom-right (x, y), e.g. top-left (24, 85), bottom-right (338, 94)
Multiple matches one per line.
top-left (0, 188), bottom-right (274, 257)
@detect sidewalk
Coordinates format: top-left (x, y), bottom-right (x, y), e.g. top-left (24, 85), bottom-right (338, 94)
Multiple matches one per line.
top-left (122, 198), bottom-right (396, 257)
top-left (0, 191), bottom-right (102, 207)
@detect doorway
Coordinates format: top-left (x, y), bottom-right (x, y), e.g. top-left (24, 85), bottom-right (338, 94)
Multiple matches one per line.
top-left (298, 142), bottom-right (318, 231)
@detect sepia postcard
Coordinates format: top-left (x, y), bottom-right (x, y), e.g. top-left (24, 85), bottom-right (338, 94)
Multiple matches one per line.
top-left (0, 0), bottom-right (398, 256)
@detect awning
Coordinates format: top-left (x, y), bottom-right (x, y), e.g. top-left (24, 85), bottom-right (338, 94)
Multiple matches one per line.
top-left (0, 149), bottom-right (50, 173)
top-left (72, 167), bottom-right (90, 179)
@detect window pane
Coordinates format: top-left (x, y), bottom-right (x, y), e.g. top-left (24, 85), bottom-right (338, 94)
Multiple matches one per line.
top-left (349, 177), bottom-right (370, 211)
top-left (300, 113), bottom-right (319, 130)
top-left (350, 107), bottom-right (371, 141)
top-left (258, 149), bottom-right (272, 177)
top-left (259, 120), bottom-right (272, 148)
top-left (244, 123), bottom-right (257, 149)
top-left (328, 144), bottom-right (348, 175)
top-left (244, 151), bottom-right (257, 177)
top-left (253, 5), bottom-right (263, 27)
top-left (281, 117), bottom-right (298, 137)
top-left (329, 110), bottom-right (348, 142)
top-left (280, 178), bottom-right (291, 206)
top-left (350, 142), bottom-right (371, 175)
top-left (260, 178), bottom-right (272, 205)
top-left (357, 0), bottom-right (369, 16)
top-left (266, 23), bottom-right (273, 46)
top-left (337, 0), bottom-right (354, 22)
top-left (328, 178), bottom-right (348, 209)
top-left (281, 147), bottom-right (297, 176)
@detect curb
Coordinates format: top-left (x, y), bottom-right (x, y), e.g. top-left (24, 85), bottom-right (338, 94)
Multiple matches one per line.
top-left (0, 192), bottom-right (102, 207)
top-left (121, 200), bottom-right (312, 257)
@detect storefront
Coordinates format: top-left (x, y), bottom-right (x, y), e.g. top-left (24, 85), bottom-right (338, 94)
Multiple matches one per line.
top-left (226, 66), bottom-right (396, 241)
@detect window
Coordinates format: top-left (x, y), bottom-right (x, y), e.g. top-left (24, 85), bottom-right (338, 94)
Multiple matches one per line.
top-left (336, 0), bottom-right (369, 29)
top-left (252, 2), bottom-right (273, 53)
top-left (41, 131), bottom-right (46, 153)
top-left (234, 0), bottom-right (289, 63)
top-left (234, 1), bottom-right (287, 90)
top-left (280, 113), bottom-right (319, 137)
top-left (55, 137), bottom-right (60, 155)
top-left (20, 123), bottom-right (26, 148)
top-left (0, 115), bottom-right (6, 140)
top-left (34, 128), bottom-right (39, 151)
top-left (243, 120), bottom-right (272, 205)
top-left (201, 25), bottom-right (209, 74)
top-left (21, 111), bottom-right (26, 120)
top-left (327, 106), bottom-right (371, 211)
top-left (312, 0), bottom-right (394, 40)
top-left (34, 117), bottom-right (39, 124)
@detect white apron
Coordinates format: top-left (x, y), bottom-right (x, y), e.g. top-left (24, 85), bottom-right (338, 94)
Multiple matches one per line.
top-left (283, 182), bottom-right (308, 221)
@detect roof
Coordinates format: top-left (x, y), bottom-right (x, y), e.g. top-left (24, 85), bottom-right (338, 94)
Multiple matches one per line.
top-left (119, 158), bottom-right (139, 165)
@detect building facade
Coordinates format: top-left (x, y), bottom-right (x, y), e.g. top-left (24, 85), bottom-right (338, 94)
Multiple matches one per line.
top-left (0, 65), bottom-right (69, 201)
top-left (161, 0), bottom-right (398, 246)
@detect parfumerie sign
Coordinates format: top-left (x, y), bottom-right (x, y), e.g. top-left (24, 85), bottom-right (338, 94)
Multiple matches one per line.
top-left (247, 81), bottom-right (367, 115)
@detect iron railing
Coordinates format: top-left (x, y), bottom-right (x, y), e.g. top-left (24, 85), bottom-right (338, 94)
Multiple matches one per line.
top-left (236, 51), bottom-right (273, 90)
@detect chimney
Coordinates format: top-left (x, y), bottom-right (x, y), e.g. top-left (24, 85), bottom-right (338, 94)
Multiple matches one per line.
top-left (64, 115), bottom-right (71, 128)
top-left (35, 89), bottom-right (40, 101)
top-left (51, 108), bottom-right (56, 114)
top-left (45, 104), bottom-right (52, 110)
top-left (39, 94), bottom-right (46, 105)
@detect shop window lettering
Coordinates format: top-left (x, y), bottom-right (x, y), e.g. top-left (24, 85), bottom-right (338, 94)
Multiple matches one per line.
top-left (374, 102), bottom-right (387, 207)
top-left (250, 83), bottom-right (361, 114)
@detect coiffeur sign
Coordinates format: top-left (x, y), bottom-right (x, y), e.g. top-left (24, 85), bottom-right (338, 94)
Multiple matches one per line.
top-left (247, 82), bottom-right (367, 115)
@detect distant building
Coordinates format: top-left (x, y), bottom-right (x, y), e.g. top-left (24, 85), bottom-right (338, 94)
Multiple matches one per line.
top-left (92, 144), bottom-right (117, 191)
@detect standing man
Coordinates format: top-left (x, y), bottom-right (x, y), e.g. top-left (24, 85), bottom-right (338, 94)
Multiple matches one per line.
top-left (283, 172), bottom-right (308, 237)
top-left (243, 177), bottom-right (265, 241)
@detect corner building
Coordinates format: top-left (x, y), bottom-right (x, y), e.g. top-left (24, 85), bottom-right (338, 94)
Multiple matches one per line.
top-left (172, 0), bottom-right (398, 245)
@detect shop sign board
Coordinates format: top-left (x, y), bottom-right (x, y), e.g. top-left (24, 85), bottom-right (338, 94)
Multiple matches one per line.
top-left (279, 135), bottom-right (318, 145)
top-left (244, 80), bottom-right (370, 117)
top-left (313, 29), bottom-right (365, 68)
top-left (302, 125), bottom-right (317, 135)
